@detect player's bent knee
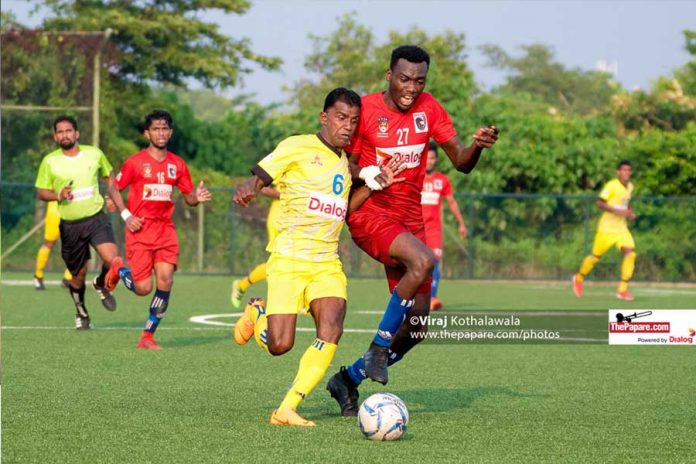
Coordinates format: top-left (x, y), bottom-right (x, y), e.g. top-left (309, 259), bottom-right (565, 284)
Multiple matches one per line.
top-left (157, 275), bottom-right (174, 289)
top-left (134, 281), bottom-right (153, 296)
top-left (318, 326), bottom-right (343, 345)
top-left (268, 339), bottom-right (294, 356)
top-left (411, 252), bottom-right (436, 283)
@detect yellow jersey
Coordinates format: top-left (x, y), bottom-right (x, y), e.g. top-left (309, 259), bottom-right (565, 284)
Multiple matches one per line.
top-left (597, 178), bottom-right (634, 233)
top-left (256, 134), bottom-right (351, 262)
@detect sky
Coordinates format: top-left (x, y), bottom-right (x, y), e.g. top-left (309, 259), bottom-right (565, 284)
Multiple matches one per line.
top-left (5, 0), bottom-right (695, 106)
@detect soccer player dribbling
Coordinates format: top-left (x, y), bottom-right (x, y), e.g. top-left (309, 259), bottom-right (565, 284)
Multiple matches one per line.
top-left (327, 45), bottom-right (499, 416)
top-left (232, 88), bottom-right (404, 427)
top-left (110, 110), bottom-right (212, 350)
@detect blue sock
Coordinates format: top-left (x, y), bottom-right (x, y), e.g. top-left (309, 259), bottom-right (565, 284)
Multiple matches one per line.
top-left (144, 289), bottom-right (170, 334)
top-left (119, 267), bottom-right (135, 292)
top-left (373, 289), bottom-right (414, 347)
top-left (431, 261), bottom-right (441, 298)
top-left (347, 350), bottom-right (404, 385)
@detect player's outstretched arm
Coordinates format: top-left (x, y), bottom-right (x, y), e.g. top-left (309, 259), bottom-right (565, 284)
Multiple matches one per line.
top-left (234, 176), bottom-right (266, 207)
top-left (184, 180), bottom-right (212, 206)
top-left (442, 126), bottom-right (499, 174)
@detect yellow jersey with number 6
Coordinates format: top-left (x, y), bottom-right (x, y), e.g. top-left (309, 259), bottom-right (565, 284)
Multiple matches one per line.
top-left (257, 134), bottom-right (351, 262)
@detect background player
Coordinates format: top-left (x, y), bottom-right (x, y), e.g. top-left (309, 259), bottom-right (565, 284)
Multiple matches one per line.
top-left (230, 184), bottom-right (280, 308)
top-left (112, 110), bottom-right (212, 350)
top-left (33, 200), bottom-right (72, 290)
top-left (233, 88), bottom-right (401, 427)
top-left (573, 160), bottom-right (637, 301)
top-left (422, 141), bottom-right (468, 310)
top-left (35, 115), bottom-right (129, 329)
top-left (327, 45), bottom-right (498, 415)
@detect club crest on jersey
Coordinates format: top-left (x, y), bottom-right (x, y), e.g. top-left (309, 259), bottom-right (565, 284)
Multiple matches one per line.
top-left (413, 112), bottom-right (428, 133)
top-left (167, 163), bottom-right (176, 179)
top-left (310, 155), bottom-right (323, 166)
top-left (143, 163), bottom-right (152, 178)
top-left (306, 191), bottom-right (347, 222)
top-left (377, 116), bottom-right (389, 137)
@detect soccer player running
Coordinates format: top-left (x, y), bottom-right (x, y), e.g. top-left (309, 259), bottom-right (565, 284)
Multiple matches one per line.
top-left (111, 110), bottom-right (212, 350)
top-left (422, 141), bottom-right (468, 311)
top-left (230, 184), bottom-right (280, 308)
top-left (35, 115), bottom-right (129, 329)
top-left (573, 160), bottom-right (637, 301)
top-left (232, 88), bottom-right (403, 427)
top-left (33, 200), bottom-right (72, 290)
top-left (327, 45), bottom-right (498, 416)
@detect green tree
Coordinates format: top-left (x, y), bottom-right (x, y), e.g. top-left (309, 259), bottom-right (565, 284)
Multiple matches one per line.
top-left (291, 12), bottom-right (477, 126)
top-left (480, 43), bottom-right (619, 115)
top-left (675, 30), bottom-right (696, 95)
top-left (40, 0), bottom-right (281, 88)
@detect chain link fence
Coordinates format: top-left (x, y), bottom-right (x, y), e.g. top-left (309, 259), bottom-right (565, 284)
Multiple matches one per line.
top-left (2, 183), bottom-right (694, 282)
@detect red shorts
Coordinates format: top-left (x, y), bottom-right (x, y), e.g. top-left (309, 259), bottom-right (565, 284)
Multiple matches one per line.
top-left (348, 211), bottom-right (432, 294)
top-left (125, 220), bottom-right (179, 283)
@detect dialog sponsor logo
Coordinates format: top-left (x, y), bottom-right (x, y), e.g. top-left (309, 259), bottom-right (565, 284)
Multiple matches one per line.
top-left (307, 191), bottom-right (347, 221)
top-left (375, 143), bottom-right (426, 169)
top-left (69, 186), bottom-right (96, 202)
top-left (143, 184), bottom-right (173, 201)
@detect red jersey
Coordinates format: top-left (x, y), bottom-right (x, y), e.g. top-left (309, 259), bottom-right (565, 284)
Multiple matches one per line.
top-left (347, 92), bottom-right (456, 228)
top-left (422, 171), bottom-right (452, 250)
top-left (115, 149), bottom-right (194, 221)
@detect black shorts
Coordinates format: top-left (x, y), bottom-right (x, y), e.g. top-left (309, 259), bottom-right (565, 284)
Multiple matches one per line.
top-left (59, 211), bottom-right (116, 275)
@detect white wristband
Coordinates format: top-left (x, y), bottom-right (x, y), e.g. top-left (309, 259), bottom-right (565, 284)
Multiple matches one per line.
top-left (120, 209), bottom-right (133, 221)
top-left (359, 165), bottom-right (383, 191)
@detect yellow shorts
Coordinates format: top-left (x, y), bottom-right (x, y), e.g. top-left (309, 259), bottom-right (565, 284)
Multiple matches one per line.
top-left (44, 201), bottom-right (61, 242)
top-left (266, 255), bottom-right (347, 315)
top-left (592, 229), bottom-right (635, 256)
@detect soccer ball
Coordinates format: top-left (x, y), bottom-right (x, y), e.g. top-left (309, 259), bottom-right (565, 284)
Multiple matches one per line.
top-left (358, 393), bottom-right (409, 441)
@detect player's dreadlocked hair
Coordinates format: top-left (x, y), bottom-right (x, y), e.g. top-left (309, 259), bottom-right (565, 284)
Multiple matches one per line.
top-left (390, 45), bottom-right (430, 70)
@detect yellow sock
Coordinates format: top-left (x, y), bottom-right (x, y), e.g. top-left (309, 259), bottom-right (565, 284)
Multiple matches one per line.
top-left (279, 339), bottom-right (337, 411)
top-left (577, 256), bottom-right (599, 282)
top-left (63, 269), bottom-right (73, 280)
top-left (254, 312), bottom-right (270, 354)
top-left (35, 246), bottom-right (51, 278)
top-left (239, 263), bottom-right (267, 292)
top-left (619, 252), bottom-right (636, 291)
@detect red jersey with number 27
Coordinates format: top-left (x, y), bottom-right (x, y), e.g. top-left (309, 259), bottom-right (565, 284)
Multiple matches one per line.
top-left (115, 150), bottom-right (194, 221)
top-left (347, 91), bottom-right (456, 228)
